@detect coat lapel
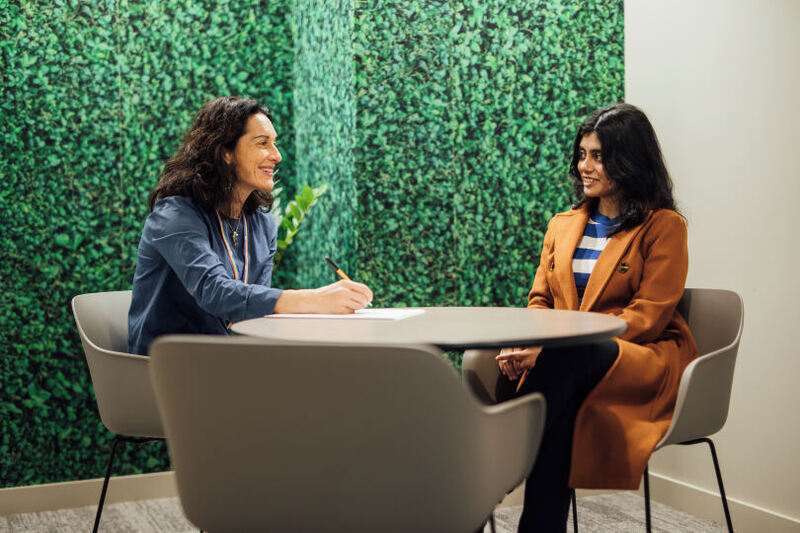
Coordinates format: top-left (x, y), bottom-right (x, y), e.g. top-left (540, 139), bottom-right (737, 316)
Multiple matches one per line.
top-left (580, 211), bottom-right (653, 311)
top-left (554, 207), bottom-right (589, 311)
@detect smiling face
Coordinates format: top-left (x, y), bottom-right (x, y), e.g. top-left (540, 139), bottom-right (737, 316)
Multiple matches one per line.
top-left (577, 131), bottom-right (615, 200)
top-left (225, 113), bottom-right (282, 200)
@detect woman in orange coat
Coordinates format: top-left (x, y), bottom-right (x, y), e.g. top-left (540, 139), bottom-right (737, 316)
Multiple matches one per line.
top-left (496, 103), bottom-right (698, 532)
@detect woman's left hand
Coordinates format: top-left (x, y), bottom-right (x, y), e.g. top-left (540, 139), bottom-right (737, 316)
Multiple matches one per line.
top-left (496, 346), bottom-right (543, 380)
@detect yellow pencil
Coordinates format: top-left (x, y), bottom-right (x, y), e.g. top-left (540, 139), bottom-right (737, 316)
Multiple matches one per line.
top-left (515, 368), bottom-right (529, 393)
top-left (325, 257), bottom-right (351, 280)
top-left (326, 257), bottom-right (373, 308)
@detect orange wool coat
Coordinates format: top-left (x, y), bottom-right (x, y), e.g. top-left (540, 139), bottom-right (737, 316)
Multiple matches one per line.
top-left (528, 205), bottom-right (698, 489)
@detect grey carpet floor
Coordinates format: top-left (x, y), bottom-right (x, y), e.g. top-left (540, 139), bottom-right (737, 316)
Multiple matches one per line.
top-left (1, 492), bottom-right (726, 532)
top-left (490, 492), bottom-right (726, 532)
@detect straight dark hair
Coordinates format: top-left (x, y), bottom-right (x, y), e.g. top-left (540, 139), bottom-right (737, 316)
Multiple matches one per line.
top-left (149, 96), bottom-right (274, 214)
top-left (569, 103), bottom-right (679, 234)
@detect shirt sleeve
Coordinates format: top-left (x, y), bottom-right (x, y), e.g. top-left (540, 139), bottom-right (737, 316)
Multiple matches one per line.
top-left (146, 199), bottom-right (283, 322)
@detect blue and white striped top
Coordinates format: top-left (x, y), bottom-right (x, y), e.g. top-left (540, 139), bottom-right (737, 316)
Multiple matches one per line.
top-left (573, 210), bottom-right (622, 303)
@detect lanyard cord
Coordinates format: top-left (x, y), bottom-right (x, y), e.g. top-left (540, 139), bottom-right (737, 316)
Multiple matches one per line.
top-left (215, 211), bottom-right (250, 330)
top-left (215, 211), bottom-right (250, 283)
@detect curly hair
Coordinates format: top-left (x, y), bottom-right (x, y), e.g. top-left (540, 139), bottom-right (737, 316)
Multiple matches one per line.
top-left (149, 96), bottom-right (274, 214)
top-left (568, 103), bottom-right (679, 235)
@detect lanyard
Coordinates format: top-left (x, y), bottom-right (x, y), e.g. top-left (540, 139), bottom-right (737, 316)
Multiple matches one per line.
top-left (215, 211), bottom-right (250, 283)
top-left (216, 211), bottom-right (250, 330)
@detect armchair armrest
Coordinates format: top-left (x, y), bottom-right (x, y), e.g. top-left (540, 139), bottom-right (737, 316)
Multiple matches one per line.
top-left (462, 348), bottom-right (502, 404)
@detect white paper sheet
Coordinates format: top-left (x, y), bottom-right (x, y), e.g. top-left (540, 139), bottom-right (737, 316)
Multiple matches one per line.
top-left (265, 308), bottom-right (425, 320)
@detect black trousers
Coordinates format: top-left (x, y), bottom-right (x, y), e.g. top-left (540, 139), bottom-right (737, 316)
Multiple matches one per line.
top-left (498, 340), bottom-right (619, 533)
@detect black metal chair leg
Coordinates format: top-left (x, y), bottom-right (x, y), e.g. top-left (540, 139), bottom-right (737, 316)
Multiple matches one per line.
top-left (676, 438), bottom-right (734, 533)
top-left (93, 435), bottom-right (124, 533)
top-left (702, 438), bottom-right (734, 532)
top-left (645, 436), bottom-right (735, 533)
top-left (571, 488), bottom-right (578, 533)
top-left (93, 436), bottom-right (162, 533)
top-left (644, 465), bottom-right (652, 533)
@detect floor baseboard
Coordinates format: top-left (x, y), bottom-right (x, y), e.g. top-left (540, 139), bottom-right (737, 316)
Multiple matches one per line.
top-left (0, 471), bottom-right (177, 516)
top-left (645, 472), bottom-right (800, 533)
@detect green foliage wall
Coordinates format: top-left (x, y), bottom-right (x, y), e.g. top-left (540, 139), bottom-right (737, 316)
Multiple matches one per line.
top-left (1, 0), bottom-right (623, 488)
top-left (289, 0), bottom-right (357, 287)
top-left (294, 0), bottom-right (625, 309)
top-left (0, 0), bottom-right (294, 487)
top-left (354, 1), bottom-right (459, 305)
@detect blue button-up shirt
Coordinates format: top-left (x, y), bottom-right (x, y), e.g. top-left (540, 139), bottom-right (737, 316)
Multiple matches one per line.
top-left (128, 196), bottom-right (283, 355)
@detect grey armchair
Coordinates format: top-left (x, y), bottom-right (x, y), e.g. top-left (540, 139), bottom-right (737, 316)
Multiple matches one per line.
top-left (71, 291), bottom-right (165, 533)
top-left (149, 335), bottom-right (547, 533)
top-left (640, 288), bottom-right (743, 532)
top-left (461, 288), bottom-right (744, 533)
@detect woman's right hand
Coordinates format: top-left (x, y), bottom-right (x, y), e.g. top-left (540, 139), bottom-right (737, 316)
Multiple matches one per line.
top-left (274, 280), bottom-right (373, 314)
top-left (498, 347), bottom-right (521, 380)
top-left (497, 346), bottom-right (542, 380)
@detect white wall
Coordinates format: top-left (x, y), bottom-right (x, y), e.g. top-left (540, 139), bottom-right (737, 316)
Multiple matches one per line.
top-left (625, 0), bottom-right (800, 527)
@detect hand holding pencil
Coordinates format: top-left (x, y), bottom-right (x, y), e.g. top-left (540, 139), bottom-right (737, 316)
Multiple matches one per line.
top-left (496, 346), bottom-right (543, 392)
top-left (273, 258), bottom-right (372, 314)
top-left (321, 257), bottom-right (372, 310)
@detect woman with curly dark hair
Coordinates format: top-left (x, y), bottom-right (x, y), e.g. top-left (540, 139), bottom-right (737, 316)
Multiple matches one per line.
top-left (496, 103), bottom-right (697, 531)
top-left (128, 97), bottom-right (372, 355)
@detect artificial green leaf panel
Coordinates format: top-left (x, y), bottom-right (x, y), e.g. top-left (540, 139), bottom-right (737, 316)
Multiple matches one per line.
top-left (353, 0), bottom-right (624, 310)
top-left (287, 0), bottom-right (358, 288)
top-left (353, 0), bottom-right (460, 307)
top-left (0, 0), bottom-right (295, 487)
top-left (0, 0), bottom-right (622, 488)
top-left (292, 0), bottom-right (624, 370)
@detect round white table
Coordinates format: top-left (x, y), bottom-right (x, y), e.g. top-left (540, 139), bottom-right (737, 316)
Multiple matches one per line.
top-left (231, 307), bottom-right (627, 350)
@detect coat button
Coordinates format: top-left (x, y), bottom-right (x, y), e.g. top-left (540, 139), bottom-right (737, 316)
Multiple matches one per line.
top-left (618, 262), bottom-right (629, 273)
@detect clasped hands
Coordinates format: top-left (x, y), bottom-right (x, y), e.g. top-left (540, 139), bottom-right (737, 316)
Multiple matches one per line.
top-left (496, 346), bottom-right (543, 381)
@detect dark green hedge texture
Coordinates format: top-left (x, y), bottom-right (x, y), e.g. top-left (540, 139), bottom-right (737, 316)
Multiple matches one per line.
top-left (288, 0), bottom-right (358, 287)
top-left (292, 0), bottom-right (624, 309)
top-left (1, 0), bottom-right (623, 488)
top-left (354, 0), bottom-right (624, 308)
top-left (0, 0), bottom-right (294, 487)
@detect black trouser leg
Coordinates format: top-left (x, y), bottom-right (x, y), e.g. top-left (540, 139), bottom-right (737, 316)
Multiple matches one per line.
top-left (519, 394), bottom-right (578, 532)
top-left (513, 340), bottom-right (618, 533)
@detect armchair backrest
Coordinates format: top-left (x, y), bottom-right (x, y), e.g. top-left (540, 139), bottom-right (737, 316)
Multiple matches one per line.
top-left (150, 335), bottom-right (545, 533)
top-left (659, 288), bottom-right (744, 447)
top-left (72, 290), bottom-right (132, 353)
top-left (71, 291), bottom-right (163, 437)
